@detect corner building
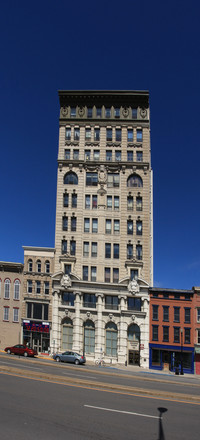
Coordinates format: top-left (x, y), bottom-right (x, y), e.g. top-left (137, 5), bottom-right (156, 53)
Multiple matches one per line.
top-left (52, 90), bottom-right (153, 367)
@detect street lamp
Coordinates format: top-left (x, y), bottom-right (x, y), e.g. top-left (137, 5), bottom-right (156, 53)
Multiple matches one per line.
top-left (180, 328), bottom-right (184, 375)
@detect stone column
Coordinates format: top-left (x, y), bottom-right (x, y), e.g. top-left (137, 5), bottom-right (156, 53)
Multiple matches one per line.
top-left (118, 295), bottom-right (128, 365)
top-left (51, 290), bottom-right (61, 353)
top-left (95, 293), bottom-right (104, 358)
top-left (73, 291), bottom-right (82, 352)
top-left (140, 296), bottom-right (149, 368)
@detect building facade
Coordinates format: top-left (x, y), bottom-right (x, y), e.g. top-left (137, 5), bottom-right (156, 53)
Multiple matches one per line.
top-left (149, 287), bottom-right (195, 374)
top-left (194, 286), bottom-right (200, 374)
top-left (0, 261), bottom-right (23, 349)
top-left (22, 247), bottom-right (55, 353)
top-left (52, 90), bottom-right (153, 366)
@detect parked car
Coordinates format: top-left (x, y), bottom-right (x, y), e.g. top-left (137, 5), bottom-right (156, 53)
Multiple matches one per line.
top-left (53, 351), bottom-right (86, 365)
top-left (4, 344), bottom-right (38, 357)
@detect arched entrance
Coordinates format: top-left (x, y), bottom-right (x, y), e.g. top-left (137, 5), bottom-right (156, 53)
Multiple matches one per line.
top-left (127, 324), bottom-right (140, 365)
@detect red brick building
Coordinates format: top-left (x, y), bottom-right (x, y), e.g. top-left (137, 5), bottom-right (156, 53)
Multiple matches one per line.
top-left (194, 287), bottom-right (200, 374)
top-left (149, 287), bottom-right (194, 374)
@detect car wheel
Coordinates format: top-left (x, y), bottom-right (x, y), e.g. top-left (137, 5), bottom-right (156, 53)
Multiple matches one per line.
top-left (7, 349), bottom-right (11, 355)
top-left (24, 352), bottom-right (28, 357)
top-left (56, 356), bottom-right (61, 362)
top-left (75, 359), bottom-right (79, 365)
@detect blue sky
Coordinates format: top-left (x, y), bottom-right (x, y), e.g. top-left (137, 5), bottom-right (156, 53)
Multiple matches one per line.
top-left (1, 0), bottom-right (200, 289)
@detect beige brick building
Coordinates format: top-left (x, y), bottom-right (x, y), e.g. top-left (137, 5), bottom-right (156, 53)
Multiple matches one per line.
top-left (52, 91), bottom-right (153, 366)
top-left (22, 247), bottom-right (55, 353)
top-left (0, 261), bottom-right (23, 349)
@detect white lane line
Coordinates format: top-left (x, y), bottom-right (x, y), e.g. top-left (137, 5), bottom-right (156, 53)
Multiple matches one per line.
top-left (84, 405), bottom-right (159, 419)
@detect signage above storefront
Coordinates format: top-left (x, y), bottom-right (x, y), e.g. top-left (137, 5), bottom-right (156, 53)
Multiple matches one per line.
top-left (23, 321), bottom-right (50, 333)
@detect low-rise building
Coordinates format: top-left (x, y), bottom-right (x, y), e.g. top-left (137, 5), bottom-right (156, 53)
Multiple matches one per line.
top-left (194, 286), bottom-right (200, 374)
top-left (0, 261), bottom-right (23, 349)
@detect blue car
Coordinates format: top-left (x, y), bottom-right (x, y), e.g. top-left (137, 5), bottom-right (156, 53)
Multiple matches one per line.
top-left (53, 351), bottom-right (86, 365)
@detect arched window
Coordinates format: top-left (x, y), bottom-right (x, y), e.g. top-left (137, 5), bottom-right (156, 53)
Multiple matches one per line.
top-left (127, 174), bottom-right (143, 188)
top-left (106, 322), bottom-right (117, 356)
top-left (4, 279), bottom-right (10, 299)
top-left (37, 260), bottom-right (41, 273)
top-left (62, 318), bottom-right (73, 350)
top-left (14, 280), bottom-right (20, 300)
top-left (128, 324), bottom-right (140, 342)
top-left (84, 320), bottom-right (95, 354)
top-left (64, 172), bottom-right (78, 185)
top-left (28, 259), bottom-right (33, 272)
top-left (45, 260), bottom-right (50, 274)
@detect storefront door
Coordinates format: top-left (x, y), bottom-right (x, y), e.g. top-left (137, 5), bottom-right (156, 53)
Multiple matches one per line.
top-left (128, 350), bottom-right (140, 366)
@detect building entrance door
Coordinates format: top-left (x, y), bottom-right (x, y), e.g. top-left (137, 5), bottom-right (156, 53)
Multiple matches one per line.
top-left (128, 350), bottom-right (140, 365)
top-left (32, 332), bottom-right (42, 353)
top-left (162, 351), bottom-right (170, 370)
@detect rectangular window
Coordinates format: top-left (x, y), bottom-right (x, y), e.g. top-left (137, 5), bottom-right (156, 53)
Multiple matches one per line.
top-left (92, 218), bottom-right (98, 233)
top-left (86, 172), bottom-right (98, 186)
top-left (127, 129), bottom-right (133, 142)
top-left (105, 296), bottom-right (119, 310)
top-left (174, 307), bottom-right (180, 322)
top-left (94, 128), bottom-right (100, 141)
top-left (197, 309), bottom-right (200, 322)
top-left (71, 217), bottom-right (77, 231)
top-left (83, 242), bottom-right (89, 257)
top-left (115, 128), bottom-right (121, 141)
top-left (74, 127), bottom-right (80, 141)
top-left (85, 195), bottom-right (90, 209)
top-left (91, 242), bottom-right (97, 258)
top-left (113, 268), bottom-right (119, 283)
top-left (163, 326), bottom-right (169, 342)
top-left (83, 266), bottom-right (88, 281)
top-left (73, 150), bottom-right (79, 160)
top-left (114, 196), bottom-right (119, 210)
top-left (4, 307), bottom-right (9, 321)
top-left (127, 151), bottom-right (133, 161)
top-left (96, 107), bottom-right (102, 118)
top-left (114, 108), bottom-right (120, 118)
top-left (127, 220), bottom-right (133, 235)
top-left (115, 151), bottom-right (121, 161)
top-left (114, 220), bottom-right (120, 234)
top-left (85, 128), bottom-right (91, 140)
top-left (84, 218), bottom-right (90, 233)
top-left (83, 293), bottom-right (96, 308)
top-left (87, 107), bottom-right (93, 118)
top-left (13, 308), bottom-right (19, 322)
top-left (163, 306), bottom-right (169, 321)
top-left (93, 150), bottom-right (100, 161)
top-left (185, 308), bottom-right (191, 323)
top-left (137, 129), bottom-right (143, 142)
top-left (36, 281), bottom-right (41, 294)
top-left (107, 173), bottom-right (119, 188)
top-left (91, 266), bottom-right (97, 281)
top-left (174, 327), bottom-right (180, 343)
top-left (136, 245), bottom-right (142, 260)
top-left (105, 219), bottom-right (112, 234)
top-left (128, 297), bottom-right (141, 311)
top-left (113, 244), bottom-right (119, 259)
top-left (62, 240), bottom-right (67, 254)
top-left (63, 216), bottom-right (68, 231)
top-left (131, 269), bottom-right (138, 280)
top-left (65, 127), bottom-right (71, 140)
top-left (107, 196), bottom-right (112, 209)
top-left (153, 305), bottom-right (159, 320)
top-left (62, 292), bottom-right (74, 306)
top-left (198, 329), bottom-right (200, 344)
top-left (132, 108), bottom-right (137, 119)
top-left (127, 244), bottom-right (133, 259)
top-left (136, 220), bottom-right (142, 235)
top-left (70, 240), bottom-right (76, 256)
top-left (65, 149), bottom-right (70, 160)
top-left (44, 282), bottom-right (49, 295)
top-left (63, 193), bottom-right (69, 207)
top-left (105, 108), bottom-right (111, 118)
top-left (27, 280), bottom-right (32, 293)
top-left (105, 243), bottom-right (111, 258)
top-left (106, 128), bottom-right (112, 141)
top-left (70, 107), bottom-right (76, 117)
top-left (92, 195), bottom-right (97, 209)
top-left (127, 196), bottom-right (133, 210)
top-left (136, 151), bottom-right (143, 162)
top-left (106, 150), bottom-right (112, 161)
top-left (152, 325), bottom-right (158, 341)
top-left (85, 150), bottom-right (91, 160)
top-left (136, 196), bottom-right (142, 211)
top-left (105, 268), bottom-right (111, 283)
top-left (65, 264), bottom-right (71, 275)
top-left (71, 193), bottom-right (77, 208)
top-left (185, 328), bottom-right (191, 344)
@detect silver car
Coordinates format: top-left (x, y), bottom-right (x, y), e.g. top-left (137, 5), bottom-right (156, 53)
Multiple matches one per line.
top-left (53, 351), bottom-right (86, 365)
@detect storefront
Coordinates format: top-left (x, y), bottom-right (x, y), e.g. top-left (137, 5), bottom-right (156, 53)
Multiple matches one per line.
top-left (149, 344), bottom-right (194, 374)
top-left (23, 320), bottom-right (50, 354)
top-left (195, 346), bottom-right (200, 375)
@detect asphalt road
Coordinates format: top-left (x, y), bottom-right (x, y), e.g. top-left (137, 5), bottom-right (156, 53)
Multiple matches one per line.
top-left (0, 369), bottom-right (199, 440)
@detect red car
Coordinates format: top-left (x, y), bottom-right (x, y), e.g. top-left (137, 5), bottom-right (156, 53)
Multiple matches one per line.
top-left (5, 344), bottom-right (38, 357)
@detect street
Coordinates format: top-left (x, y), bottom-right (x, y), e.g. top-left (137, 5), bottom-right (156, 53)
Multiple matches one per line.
top-left (0, 354), bottom-right (199, 439)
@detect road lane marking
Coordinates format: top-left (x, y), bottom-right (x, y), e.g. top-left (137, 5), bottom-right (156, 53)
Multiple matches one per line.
top-left (84, 405), bottom-right (159, 419)
top-left (62, 373), bottom-right (97, 379)
top-left (0, 362), bottom-right (42, 370)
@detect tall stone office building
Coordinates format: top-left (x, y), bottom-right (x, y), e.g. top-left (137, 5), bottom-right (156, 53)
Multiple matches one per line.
top-left (52, 91), bottom-right (153, 367)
